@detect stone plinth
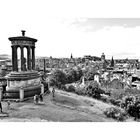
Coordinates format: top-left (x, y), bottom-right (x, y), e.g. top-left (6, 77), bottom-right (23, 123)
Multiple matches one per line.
top-left (5, 71), bottom-right (41, 99)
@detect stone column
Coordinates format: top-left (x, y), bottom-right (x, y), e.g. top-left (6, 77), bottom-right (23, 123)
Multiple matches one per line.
top-left (32, 46), bottom-right (35, 70)
top-left (41, 84), bottom-right (44, 94)
top-left (11, 45), bottom-right (18, 71)
top-left (11, 46), bottom-right (15, 71)
top-left (19, 87), bottom-right (24, 101)
top-left (14, 46), bottom-right (18, 71)
top-left (0, 87), bottom-right (3, 101)
top-left (20, 46), bottom-right (24, 71)
top-left (27, 46), bottom-right (31, 70)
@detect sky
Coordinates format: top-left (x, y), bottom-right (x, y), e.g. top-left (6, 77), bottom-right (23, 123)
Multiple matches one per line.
top-left (1, 0), bottom-right (140, 59)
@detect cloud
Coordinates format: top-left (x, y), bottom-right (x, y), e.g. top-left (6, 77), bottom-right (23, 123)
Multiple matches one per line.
top-left (66, 18), bottom-right (140, 32)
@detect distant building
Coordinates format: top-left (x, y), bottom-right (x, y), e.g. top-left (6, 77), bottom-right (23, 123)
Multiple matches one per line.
top-left (83, 55), bottom-right (101, 61)
top-left (101, 53), bottom-right (105, 62)
top-left (110, 56), bottom-right (114, 67)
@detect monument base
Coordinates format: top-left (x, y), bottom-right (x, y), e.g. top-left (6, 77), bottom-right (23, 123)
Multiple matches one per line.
top-left (5, 71), bottom-right (42, 99)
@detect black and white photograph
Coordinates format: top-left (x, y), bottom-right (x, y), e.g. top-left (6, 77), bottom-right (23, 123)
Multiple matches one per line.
top-left (0, 0), bottom-right (140, 140)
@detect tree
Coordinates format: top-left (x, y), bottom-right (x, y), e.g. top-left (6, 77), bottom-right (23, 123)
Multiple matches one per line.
top-left (66, 68), bottom-right (76, 83)
top-left (65, 67), bottom-right (83, 83)
top-left (84, 68), bottom-right (97, 81)
top-left (74, 67), bottom-right (83, 81)
top-left (49, 69), bottom-right (67, 88)
top-left (85, 81), bottom-right (104, 99)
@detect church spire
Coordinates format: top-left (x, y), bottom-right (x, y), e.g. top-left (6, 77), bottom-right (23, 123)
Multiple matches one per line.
top-left (71, 53), bottom-right (73, 59)
top-left (110, 56), bottom-right (114, 67)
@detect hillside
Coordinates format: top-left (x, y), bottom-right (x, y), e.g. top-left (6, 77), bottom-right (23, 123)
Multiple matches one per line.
top-left (0, 88), bottom-right (134, 122)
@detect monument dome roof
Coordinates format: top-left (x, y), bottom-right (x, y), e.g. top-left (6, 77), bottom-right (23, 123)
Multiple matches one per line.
top-left (8, 30), bottom-right (37, 42)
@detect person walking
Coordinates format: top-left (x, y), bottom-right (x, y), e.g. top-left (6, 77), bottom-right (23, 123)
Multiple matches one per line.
top-left (0, 102), bottom-right (3, 113)
top-left (52, 87), bottom-right (55, 99)
top-left (36, 95), bottom-right (39, 104)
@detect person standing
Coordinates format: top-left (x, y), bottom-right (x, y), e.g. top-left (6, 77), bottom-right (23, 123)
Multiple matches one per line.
top-left (0, 102), bottom-right (3, 113)
top-left (34, 94), bottom-right (38, 104)
top-left (7, 101), bottom-right (10, 110)
top-left (36, 95), bottom-right (39, 104)
top-left (52, 87), bottom-right (55, 98)
top-left (39, 94), bottom-right (43, 102)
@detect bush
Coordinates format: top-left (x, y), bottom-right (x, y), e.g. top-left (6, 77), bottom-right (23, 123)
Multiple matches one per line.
top-left (92, 88), bottom-right (102, 99)
top-left (65, 67), bottom-right (83, 84)
top-left (100, 95), bottom-right (110, 103)
top-left (61, 85), bottom-right (67, 91)
top-left (109, 98), bottom-right (121, 107)
top-left (109, 79), bottom-right (124, 89)
top-left (121, 96), bottom-right (140, 120)
top-left (85, 81), bottom-right (104, 99)
top-left (75, 86), bottom-right (86, 96)
top-left (65, 85), bottom-right (75, 92)
top-left (121, 96), bottom-right (135, 109)
top-left (104, 107), bottom-right (127, 121)
top-left (49, 69), bottom-right (67, 88)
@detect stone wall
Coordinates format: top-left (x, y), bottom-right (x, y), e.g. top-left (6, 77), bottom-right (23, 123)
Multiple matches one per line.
top-left (7, 78), bottom-right (40, 88)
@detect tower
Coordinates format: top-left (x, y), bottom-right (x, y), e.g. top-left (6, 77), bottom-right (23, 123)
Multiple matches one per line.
top-left (110, 56), bottom-right (114, 67)
top-left (5, 31), bottom-right (42, 99)
top-left (101, 53), bottom-right (107, 70)
top-left (101, 53), bottom-right (105, 62)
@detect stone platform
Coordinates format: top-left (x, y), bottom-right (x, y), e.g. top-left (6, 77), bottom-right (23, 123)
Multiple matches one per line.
top-left (5, 71), bottom-right (42, 99)
top-left (0, 113), bottom-right (9, 117)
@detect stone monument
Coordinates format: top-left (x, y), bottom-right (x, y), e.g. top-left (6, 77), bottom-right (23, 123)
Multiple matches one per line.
top-left (5, 31), bottom-right (42, 99)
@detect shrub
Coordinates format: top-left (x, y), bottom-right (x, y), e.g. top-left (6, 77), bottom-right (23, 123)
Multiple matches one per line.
top-left (109, 79), bottom-right (124, 89)
top-left (61, 85), bottom-right (67, 91)
top-left (109, 98), bottom-right (121, 107)
top-left (85, 81), bottom-right (104, 99)
top-left (49, 69), bottom-right (67, 88)
top-left (91, 88), bottom-right (102, 99)
top-left (104, 92), bottom-right (111, 96)
top-left (66, 85), bottom-right (75, 92)
top-left (120, 96), bottom-right (140, 120)
top-left (104, 107), bottom-right (127, 121)
top-left (100, 95), bottom-right (110, 103)
top-left (75, 86), bottom-right (86, 96)
top-left (121, 96), bottom-right (135, 109)
top-left (65, 67), bottom-right (83, 83)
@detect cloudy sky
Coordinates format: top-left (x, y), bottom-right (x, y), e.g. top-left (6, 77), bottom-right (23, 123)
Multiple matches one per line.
top-left (0, 0), bottom-right (140, 59)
